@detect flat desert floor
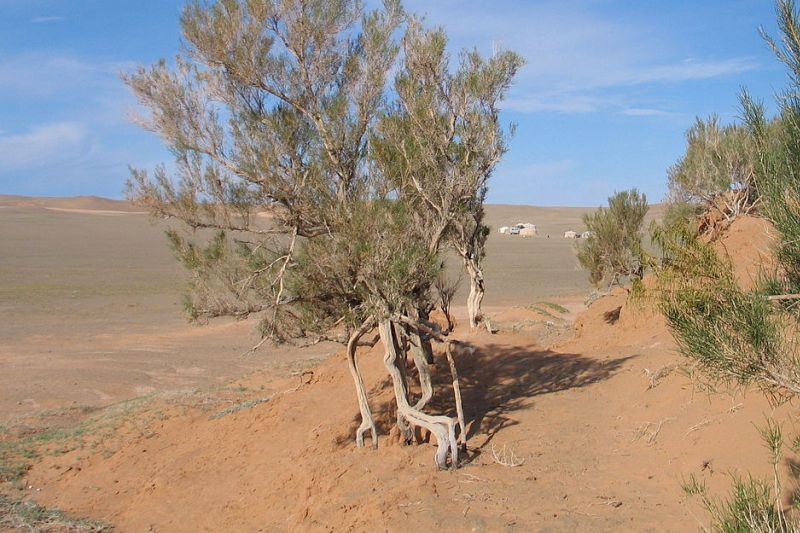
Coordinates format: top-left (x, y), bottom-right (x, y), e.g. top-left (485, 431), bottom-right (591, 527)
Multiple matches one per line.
top-left (4, 196), bottom-right (783, 532)
top-left (0, 196), bottom-right (613, 420)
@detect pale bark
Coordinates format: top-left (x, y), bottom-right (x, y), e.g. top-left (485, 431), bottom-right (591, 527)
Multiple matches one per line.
top-left (391, 322), bottom-right (414, 443)
top-left (379, 319), bottom-right (458, 469)
top-left (407, 307), bottom-right (434, 410)
top-left (346, 318), bottom-right (378, 449)
top-left (464, 256), bottom-right (486, 329)
top-left (445, 341), bottom-right (467, 451)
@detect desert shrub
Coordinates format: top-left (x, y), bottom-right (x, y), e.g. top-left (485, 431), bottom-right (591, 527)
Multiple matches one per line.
top-left (653, 0), bottom-right (800, 398)
top-left (662, 201), bottom-right (702, 232)
top-left (667, 115), bottom-right (759, 230)
top-left (125, 0), bottom-right (522, 468)
top-left (652, 220), bottom-right (793, 395)
top-left (577, 188), bottom-right (649, 288)
top-left (654, 2), bottom-right (800, 525)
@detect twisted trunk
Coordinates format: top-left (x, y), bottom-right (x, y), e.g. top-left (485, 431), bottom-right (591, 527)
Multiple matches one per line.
top-left (379, 319), bottom-right (458, 469)
top-left (464, 256), bottom-right (486, 329)
top-left (391, 322), bottom-right (414, 443)
top-left (346, 318), bottom-right (377, 448)
top-left (445, 341), bottom-right (467, 451)
top-left (407, 307), bottom-right (434, 411)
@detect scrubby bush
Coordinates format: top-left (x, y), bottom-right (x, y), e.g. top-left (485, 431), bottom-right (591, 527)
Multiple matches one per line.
top-left (577, 188), bottom-right (649, 288)
top-left (126, 0), bottom-right (522, 469)
top-left (655, 1), bottom-right (800, 526)
top-left (668, 116), bottom-right (758, 210)
top-left (654, 0), bottom-right (800, 398)
top-left (681, 420), bottom-right (796, 532)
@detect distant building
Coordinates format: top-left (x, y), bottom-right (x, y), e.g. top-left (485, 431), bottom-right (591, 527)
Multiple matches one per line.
top-left (520, 227), bottom-right (537, 237)
top-left (564, 230), bottom-right (578, 239)
top-left (499, 226), bottom-right (510, 234)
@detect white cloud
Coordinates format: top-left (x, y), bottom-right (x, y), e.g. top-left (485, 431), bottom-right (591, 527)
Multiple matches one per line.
top-left (0, 122), bottom-right (90, 172)
top-left (622, 108), bottom-right (669, 117)
top-left (504, 94), bottom-right (616, 114)
top-left (30, 16), bottom-right (64, 23)
top-left (0, 54), bottom-right (134, 100)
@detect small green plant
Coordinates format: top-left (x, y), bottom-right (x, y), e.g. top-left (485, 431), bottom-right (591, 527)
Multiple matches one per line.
top-left (534, 301), bottom-right (569, 314)
top-left (682, 420), bottom-right (795, 532)
top-left (577, 188), bottom-right (649, 288)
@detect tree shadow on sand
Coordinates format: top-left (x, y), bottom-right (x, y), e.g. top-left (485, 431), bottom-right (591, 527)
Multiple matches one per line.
top-left (336, 342), bottom-right (635, 453)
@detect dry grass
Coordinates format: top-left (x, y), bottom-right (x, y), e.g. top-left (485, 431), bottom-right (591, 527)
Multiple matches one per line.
top-left (0, 494), bottom-right (112, 532)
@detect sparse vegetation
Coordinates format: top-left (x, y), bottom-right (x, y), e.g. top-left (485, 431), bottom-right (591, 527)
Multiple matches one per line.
top-left (0, 494), bottom-right (113, 532)
top-left (654, 0), bottom-right (800, 399)
top-left (577, 188), bottom-right (649, 288)
top-left (654, 1), bottom-right (800, 528)
top-left (680, 420), bottom-right (797, 532)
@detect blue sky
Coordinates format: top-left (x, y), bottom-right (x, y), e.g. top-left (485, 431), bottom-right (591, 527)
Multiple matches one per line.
top-left (0, 0), bottom-right (789, 205)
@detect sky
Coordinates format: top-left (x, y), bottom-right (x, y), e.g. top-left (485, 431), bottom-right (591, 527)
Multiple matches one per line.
top-left (0, 0), bottom-right (790, 206)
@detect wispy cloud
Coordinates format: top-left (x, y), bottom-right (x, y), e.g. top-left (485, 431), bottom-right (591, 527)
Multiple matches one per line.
top-left (622, 108), bottom-right (669, 117)
top-left (0, 54), bottom-right (132, 97)
top-left (404, 0), bottom-right (759, 115)
top-left (504, 94), bottom-right (617, 114)
top-left (30, 16), bottom-right (65, 24)
top-left (0, 122), bottom-right (90, 172)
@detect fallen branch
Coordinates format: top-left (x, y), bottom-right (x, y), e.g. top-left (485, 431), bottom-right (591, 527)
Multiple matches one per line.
top-left (491, 443), bottom-right (525, 467)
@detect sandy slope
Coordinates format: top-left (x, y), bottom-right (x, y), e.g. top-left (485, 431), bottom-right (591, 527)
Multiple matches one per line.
top-left (21, 290), bottom-right (791, 532)
top-left (4, 198), bottom-right (784, 531)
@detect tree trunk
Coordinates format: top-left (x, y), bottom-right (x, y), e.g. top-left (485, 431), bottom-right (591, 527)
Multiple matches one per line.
top-left (379, 319), bottom-right (458, 469)
top-left (445, 341), bottom-right (467, 451)
top-left (406, 308), bottom-right (434, 411)
top-left (464, 256), bottom-right (486, 329)
top-left (391, 322), bottom-right (414, 443)
top-left (346, 319), bottom-right (377, 449)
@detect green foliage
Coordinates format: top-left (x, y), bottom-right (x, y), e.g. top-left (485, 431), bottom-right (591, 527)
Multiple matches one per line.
top-left (651, 0), bottom-right (800, 398)
top-left (742, 98), bottom-right (800, 293)
top-left (126, 0), bottom-right (520, 345)
top-left (667, 115), bottom-right (758, 209)
top-left (681, 421), bottom-right (796, 533)
top-left (652, 220), bottom-right (788, 392)
top-left (662, 201), bottom-right (702, 232)
top-left (577, 188), bottom-right (649, 287)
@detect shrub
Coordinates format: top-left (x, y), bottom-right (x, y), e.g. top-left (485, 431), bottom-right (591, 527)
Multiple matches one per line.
top-left (667, 115), bottom-right (759, 229)
top-left (577, 188), bottom-right (649, 288)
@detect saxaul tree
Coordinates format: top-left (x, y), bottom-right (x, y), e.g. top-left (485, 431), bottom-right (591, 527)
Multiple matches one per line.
top-left (667, 116), bottom-right (760, 231)
top-left (125, 0), bottom-right (519, 469)
top-left (373, 21), bottom-right (522, 330)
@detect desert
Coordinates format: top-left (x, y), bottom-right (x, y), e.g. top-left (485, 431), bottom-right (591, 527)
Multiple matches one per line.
top-left (5, 1), bottom-right (800, 531)
top-left (0, 195), bottom-right (789, 531)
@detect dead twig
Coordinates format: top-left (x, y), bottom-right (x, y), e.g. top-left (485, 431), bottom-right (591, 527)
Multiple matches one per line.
top-left (491, 443), bottom-right (525, 467)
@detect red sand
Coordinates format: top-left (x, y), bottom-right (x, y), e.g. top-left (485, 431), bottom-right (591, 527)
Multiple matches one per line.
top-left (10, 214), bottom-right (796, 531)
